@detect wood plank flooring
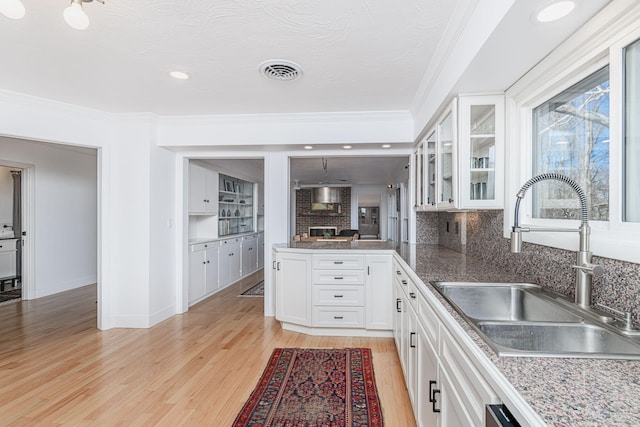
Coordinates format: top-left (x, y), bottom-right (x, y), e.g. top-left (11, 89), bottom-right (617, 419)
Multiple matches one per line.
top-left (0, 273), bottom-right (415, 426)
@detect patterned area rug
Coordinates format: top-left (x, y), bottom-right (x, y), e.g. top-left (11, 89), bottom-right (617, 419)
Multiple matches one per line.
top-left (239, 280), bottom-right (264, 297)
top-left (232, 348), bottom-right (383, 427)
top-left (0, 289), bottom-right (21, 306)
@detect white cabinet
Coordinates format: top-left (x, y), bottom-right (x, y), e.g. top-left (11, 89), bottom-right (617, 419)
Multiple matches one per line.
top-left (219, 237), bottom-right (241, 288)
top-left (365, 254), bottom-right (393, 330)
top-left (273, 249), bottom-right (393, 334)
top-left (241, 234), bottom-right (258, 276)
top-left (437, 102), bottom-right (457, 209)
top-left (275, 251), bottom-right (312, 325)
top-left (312, 254), bottom-right (366, 328)
top-left (0, 238), bottom-right (17, 279)
top-left (257, 232), bottom-right (264, 268)
top-left (189, 162), bottom-right (218, 214)
top-left (458, 94), bottom-right (505, 209)
top-left (413, 94), bottom-right (504, 211)
top-left (188, 241), bottom-right (220, 305)
top-left (392, 258), bottom-right (499, 427)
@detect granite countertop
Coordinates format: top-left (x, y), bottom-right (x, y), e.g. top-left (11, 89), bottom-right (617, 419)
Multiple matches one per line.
top-left (399, 244), bottom-right (640, 427)
top-left (275, 240), bottom-right (397, 251)
top-left (189, 231), bottom-right (262, 245)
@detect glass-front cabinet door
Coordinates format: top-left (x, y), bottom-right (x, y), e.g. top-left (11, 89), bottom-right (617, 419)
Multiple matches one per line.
top-left (436, 99), bottom-right (457, 209)
top-left (458, 94), bottom-right (504, 208)
top-left (425, 131), bottom-right (436, 207)
top-left (414, 144), bottom-right (424, 208)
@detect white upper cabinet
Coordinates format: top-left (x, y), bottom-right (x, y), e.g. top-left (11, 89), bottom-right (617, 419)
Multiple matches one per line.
top-left (189, 162), bottom-right (219, 215)
top-left (413, 94), bottom-right (504, 211)
top-left (437, 101), bottom-right (457, 209)
top-left (458, 94), bottom-right (504, 209)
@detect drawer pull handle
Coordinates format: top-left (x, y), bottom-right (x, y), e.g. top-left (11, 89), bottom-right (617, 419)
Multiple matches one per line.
top-left (396, 270), bottom-right (401, 275)
top-left (396, 298), bottom-right (401, 312)
top-left (429, 380), bottom-right (437, 402)
top-left (409, 292), bottom-right (416, 299)
top-left (334, 294), bottom-right (344, 298)
top-left (334, 277), bottom-right (344, 280)
top-left (401, 279), bottom-right (407, 285)
top-left (334, 316), bottom-right (344, 320)
top-left (333, 261), bottom-right (344, 264)
top-left (432, 389), bottom-right (441, 413)
top-left (409, 332), bottom-right (416, 348)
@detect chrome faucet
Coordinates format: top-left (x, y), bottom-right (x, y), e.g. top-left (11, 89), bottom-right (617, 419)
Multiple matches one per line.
top-left (510, 173), bottom-right (603, 308)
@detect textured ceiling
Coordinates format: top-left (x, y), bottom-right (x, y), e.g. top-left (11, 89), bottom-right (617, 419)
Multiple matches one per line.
top-left (0, 0), bottom-right (457, 115)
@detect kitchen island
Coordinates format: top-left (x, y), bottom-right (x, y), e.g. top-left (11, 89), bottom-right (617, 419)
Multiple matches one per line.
top-left (273, 241), bottom-right (640, 426)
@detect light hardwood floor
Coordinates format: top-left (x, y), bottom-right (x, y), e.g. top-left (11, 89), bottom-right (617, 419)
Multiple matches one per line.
top-left (0, 273), bottom-right (416, 426)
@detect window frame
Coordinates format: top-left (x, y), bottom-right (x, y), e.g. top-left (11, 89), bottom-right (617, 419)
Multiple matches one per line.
top-left (504, 9), bottom-right (640, 264)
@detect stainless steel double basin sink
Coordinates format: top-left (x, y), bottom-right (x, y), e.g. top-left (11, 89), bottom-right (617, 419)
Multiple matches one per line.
top-left (432, 282), bottom-right (640, 360)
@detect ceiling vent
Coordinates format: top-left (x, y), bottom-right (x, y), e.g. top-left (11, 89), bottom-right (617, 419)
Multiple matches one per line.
top-left (259, 60), bottom-right (303, 81)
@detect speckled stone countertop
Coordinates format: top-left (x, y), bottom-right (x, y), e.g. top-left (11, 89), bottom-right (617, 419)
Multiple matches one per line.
top-left (398, 244), bottom-right (640, 427)
top-left (274, 240), bottom-right (397, 251)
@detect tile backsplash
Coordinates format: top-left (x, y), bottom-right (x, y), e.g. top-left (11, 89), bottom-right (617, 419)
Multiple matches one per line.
top-left (416, 210), bottom-right (640, 325)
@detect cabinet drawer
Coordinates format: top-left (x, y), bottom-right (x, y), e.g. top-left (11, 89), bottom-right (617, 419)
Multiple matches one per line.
top-left (440, 327), bottom-right (498, 426)
top-left (313, 286), bottom-right (365, 306)
top-left (312, 270), bottom-right (365, 285)
top-left (0, 239), bottom-right (17, 253)
top-left (313, 254), bottom-right (364, 270)
top-left (190, 241), bottom-right (219, 252)
top-left (313, 307), bottom-right (365, 328)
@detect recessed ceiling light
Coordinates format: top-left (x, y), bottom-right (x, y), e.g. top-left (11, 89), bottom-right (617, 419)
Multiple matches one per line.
top-left (382, 144), bottom-right (391, 148)
top-left (343, 145), bottom-right (352, 150)
top-left (0, 0), bottom-right (25, 20)
top-left (169, 70), bottom-right (191, 80)
top-left (536, 1), bottom-right (575, 23)
top-left (304, 145), bottom-right (313, 150)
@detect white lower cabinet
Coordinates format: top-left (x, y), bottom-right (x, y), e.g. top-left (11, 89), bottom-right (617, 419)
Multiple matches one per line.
top-left (275, 251), bottom-right (312, 325)
top-left (273, 249), bottom-right (392, 334)
top-left (393, 258), bottom-right (499, 427)
top-left (241, 234), bottom-right (258, 276)
top-left (219, 237), bottom-right (241, 288)
top-left (188, 232), bottom-right (263, 306)
top-left (189, 241), bottom-right (220, 304)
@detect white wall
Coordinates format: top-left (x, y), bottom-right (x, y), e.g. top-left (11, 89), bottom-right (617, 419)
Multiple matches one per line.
top-left (0, 167), bottom-right (12, 226)
top-left (0, 137), bottom-right (97, 298)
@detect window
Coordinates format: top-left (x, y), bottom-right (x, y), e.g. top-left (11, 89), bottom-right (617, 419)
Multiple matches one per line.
top-left (624, 38), bottom-right (640, 222)
top-left (532, 66), bottom-right (610, 221)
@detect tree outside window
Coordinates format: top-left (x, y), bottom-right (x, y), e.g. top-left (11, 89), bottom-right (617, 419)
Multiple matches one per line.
top-left (532, 66), bottom-right (610, 221)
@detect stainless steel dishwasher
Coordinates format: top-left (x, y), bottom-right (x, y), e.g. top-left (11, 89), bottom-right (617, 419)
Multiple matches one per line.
top-left (486, 404), bottom-right (521, 427)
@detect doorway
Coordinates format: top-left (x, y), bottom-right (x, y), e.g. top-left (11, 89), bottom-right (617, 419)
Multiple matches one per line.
top-left (0, 166), bottom-right (21, 303)
top-left (358, 207), bottom-right (380, 239)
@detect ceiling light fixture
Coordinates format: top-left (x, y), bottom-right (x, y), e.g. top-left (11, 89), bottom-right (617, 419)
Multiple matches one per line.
top-left (536, 1), bottom-right (575, 23)
top-left (64, 0), bottom-right (103, 31)
top-left (382, 144), bottom-right (391, 148)
top-left (169, 70), bottom-right (191, 80)
top-left (343, 145), bottom-right (352, 150)
top-left (304, 145), bottom-right (313, 150)
top-left (0, 0), bottom-right (25, 19)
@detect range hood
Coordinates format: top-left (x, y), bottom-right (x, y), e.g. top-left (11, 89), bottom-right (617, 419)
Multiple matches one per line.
top-left (311, 186), bottom-right (342, 204)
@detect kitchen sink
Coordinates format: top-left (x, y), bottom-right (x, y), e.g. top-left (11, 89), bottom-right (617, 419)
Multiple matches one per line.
top-left (431, 281), bottom-right (640, 360)
top-left (433, 282), bottom-right (583, 322)
top-left (476, 322), bottom-right (640, 360)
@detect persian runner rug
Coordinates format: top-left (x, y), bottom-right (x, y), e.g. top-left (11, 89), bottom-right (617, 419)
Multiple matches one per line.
top-left (239, 280), bottom-right (264, 297)
top-left (232, 348), bottom-right (383, 427)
